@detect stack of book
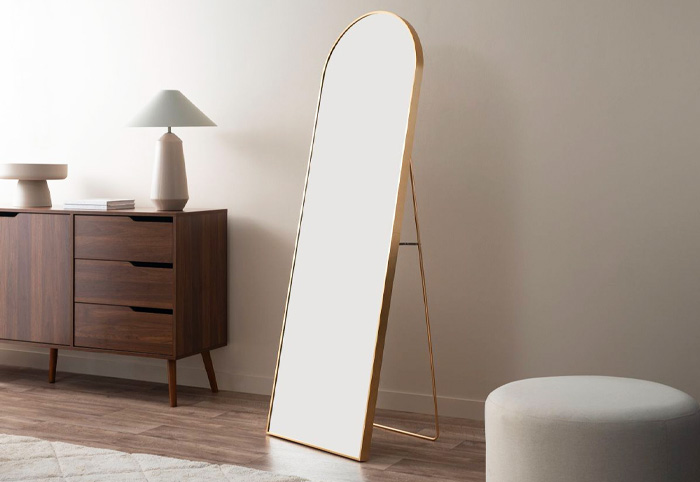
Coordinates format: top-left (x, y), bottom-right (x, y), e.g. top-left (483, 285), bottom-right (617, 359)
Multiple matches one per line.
top-left (64, 199), bottom-right (135, 210)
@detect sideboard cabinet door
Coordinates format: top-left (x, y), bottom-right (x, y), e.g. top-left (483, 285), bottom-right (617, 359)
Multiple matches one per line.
top-left (0, 213), bottom-right (71, 345)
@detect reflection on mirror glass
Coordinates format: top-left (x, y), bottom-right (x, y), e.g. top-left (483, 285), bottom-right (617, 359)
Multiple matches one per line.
top-left (268, 12), bottom-right (422, 460)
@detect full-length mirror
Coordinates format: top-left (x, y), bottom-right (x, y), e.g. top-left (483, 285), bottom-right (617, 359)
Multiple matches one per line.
top-left (267, 12), bottom-right (423, 461)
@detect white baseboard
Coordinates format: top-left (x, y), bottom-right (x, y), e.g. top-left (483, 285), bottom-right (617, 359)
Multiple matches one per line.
top-left (0, 344), bottom-right (274, 394)
top-left (0, 345), bottom-right (484, 420)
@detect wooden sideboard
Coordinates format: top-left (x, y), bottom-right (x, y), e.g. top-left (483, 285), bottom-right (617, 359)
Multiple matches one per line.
top-left (0, 207), bottom-right (227, 406)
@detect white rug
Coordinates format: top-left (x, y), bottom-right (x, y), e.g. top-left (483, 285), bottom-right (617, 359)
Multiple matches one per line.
top-left (0, 434), bottom-right (308, 482)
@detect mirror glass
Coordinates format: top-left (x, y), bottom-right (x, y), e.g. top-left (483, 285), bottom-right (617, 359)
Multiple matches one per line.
top-left (267, 12), bottom-right (422, 460)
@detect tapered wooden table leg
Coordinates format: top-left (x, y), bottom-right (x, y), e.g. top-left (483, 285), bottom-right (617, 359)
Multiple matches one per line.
top-left (48, 348), bottom-right (58, 383)
top-left (167, 360), bottom-right (177, 407)
top-left (201, 351), bottom-right (218, 393)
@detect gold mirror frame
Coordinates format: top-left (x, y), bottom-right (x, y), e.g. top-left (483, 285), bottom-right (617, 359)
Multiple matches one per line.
top-left (266, 11), bottom-right (424, 461)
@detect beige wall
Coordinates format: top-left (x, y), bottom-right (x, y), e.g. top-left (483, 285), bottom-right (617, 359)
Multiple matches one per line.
top-left (1, 0), bottom-right (699, 419)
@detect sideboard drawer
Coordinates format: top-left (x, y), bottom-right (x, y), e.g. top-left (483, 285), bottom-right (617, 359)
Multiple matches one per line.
top-left (75, 303), bottom-right (173, 356)
top-left (75, 259), bottom-right (174, 309)
top-left (75, 215), bottom-right (173, 263)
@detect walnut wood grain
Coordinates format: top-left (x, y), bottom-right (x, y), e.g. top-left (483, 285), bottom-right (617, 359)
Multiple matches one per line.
top-left (0, 213), bottom-right (71, 345)
top-left (201, 351), bottom-right (218, 393)
top-left (75, 303), bottom-right (173, 356)
top-left (75, 215), bottom-right (173, 263)
top-left (0, 339), bottom-right (175, 359)
top-left (75, 259), bottom-right (174, 309)
top-left (0, 207), bottom-right (224, 216)
top-left (48, 348), bottom-right (57, 383)
top-left (0, 214), bottom-right (20, 344)
top-left (174, 211), bottom-right (228, 358)
top-left (167, 360), bottom-right (177, 407)
top-left (0, 208), bottom-right (228, 405)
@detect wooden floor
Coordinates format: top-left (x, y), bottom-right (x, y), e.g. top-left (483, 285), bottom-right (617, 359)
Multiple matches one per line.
top-left (0, 364), bottom-right (485, 481)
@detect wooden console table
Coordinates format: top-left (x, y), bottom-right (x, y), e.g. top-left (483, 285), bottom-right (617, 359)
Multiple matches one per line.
top-left (0, 207), bottom-right (227, 407)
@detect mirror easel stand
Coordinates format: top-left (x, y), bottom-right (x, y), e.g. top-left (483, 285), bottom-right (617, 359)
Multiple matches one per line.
top-left (373, 158), bottom-right (440, 442)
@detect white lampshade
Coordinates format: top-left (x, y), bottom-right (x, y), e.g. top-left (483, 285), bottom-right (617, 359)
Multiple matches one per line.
top-left (129, 90), bottom-right (216, 127)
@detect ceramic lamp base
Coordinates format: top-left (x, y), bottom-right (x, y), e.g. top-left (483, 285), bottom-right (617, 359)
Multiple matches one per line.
top-left (14, 180), bottom-right (53, 208)
top-left (151, 132), bottom-right (189, 211)
top-left (153, 198), bottom-right (188, 211)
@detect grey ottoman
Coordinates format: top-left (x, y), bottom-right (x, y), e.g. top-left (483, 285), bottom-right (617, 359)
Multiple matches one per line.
top-left (485, 376), bottom-right (700, 482)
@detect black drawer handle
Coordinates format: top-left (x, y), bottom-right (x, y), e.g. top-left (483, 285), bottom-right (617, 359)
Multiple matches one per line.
top-left (0, 212), bottom-right (19, 218)
top-left (129, 216), bottom-right (172, 223)
top-left (129, 306), bottom-right (173, 315)
top-left (129, 261), bottom-right (173, 269)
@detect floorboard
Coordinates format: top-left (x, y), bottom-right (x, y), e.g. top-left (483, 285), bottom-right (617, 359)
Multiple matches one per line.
top-left (0, 364), bottom-right (485, 481)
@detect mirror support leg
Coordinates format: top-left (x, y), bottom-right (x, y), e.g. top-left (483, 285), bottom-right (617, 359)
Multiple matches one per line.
top-left (373, 159), bottom-right (440, 442)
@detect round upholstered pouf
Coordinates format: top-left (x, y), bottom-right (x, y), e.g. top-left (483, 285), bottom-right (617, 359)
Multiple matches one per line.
top-left (485, 376), bottom-right (700, 482)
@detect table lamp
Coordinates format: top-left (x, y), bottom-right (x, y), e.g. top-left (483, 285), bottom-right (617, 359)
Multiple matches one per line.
top-left (129, 90), bottom-right (216, 210)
